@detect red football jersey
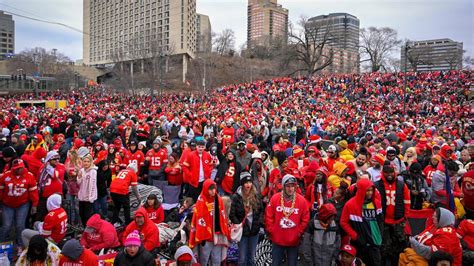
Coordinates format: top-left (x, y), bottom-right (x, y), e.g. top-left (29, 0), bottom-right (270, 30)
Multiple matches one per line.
top-left (110, 169), bottom-right (138, 195)
top-left (0, 170), bottom-right (39, 208)
top-left (146, 149), bottom-right (168, 171)
top-left (124, 150), bottom-right (145, 174)
top-left (42, 207), bottom-right (68, 243)
top-left (41, 164), bottom-right (66, 198)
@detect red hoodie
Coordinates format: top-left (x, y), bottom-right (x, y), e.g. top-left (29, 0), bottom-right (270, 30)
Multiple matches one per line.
top-left (265, 190), bottom-right (310, 247)
top-left (340, 179), bottom-right (383, 244)
top-left (21, 148), bottom-right (47, 179)
top-left (462, 171), bottom-right (474, 211)
top-left (122, 207), bottom-right (160, 251)
top-left (80, 214), bottom-right (120, 252)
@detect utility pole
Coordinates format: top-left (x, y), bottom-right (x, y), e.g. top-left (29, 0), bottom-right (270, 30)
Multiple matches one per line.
top-left (130, 61), bottom-right (134, 95)
top-left (159, 53), bottom-right (164, 96)
top-left (32, 53), bottom-right (39, 97)
top-left (403, 41), bottom-right (409, 115)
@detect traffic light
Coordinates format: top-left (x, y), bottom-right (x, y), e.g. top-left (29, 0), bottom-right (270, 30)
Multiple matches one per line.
top-left (10, 74), bottom-right (14, 80)
top-left (23, 74), bottom-right (26, 80)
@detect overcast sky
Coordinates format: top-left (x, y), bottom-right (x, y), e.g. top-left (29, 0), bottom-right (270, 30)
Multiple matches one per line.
top-left (1, 0), bottom-right (472, 61)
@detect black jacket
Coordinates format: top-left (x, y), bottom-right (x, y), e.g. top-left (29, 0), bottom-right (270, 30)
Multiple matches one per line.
top-left (96, 160), bottom-right (112, 198)
top-left (229, 189), bottom-right (265, 237)
top-left (215, 148), bottom-right (242, 194)
top-left (113, 246), bottom-right (155, 266)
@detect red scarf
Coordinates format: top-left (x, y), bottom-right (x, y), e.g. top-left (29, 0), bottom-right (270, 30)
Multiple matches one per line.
top-left (189, 179), bottom-right (230, 248)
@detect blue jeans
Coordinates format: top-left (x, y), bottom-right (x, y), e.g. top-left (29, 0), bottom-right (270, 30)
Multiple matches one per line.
top-left (272, 243), bottom-right (298, 266)
top-left (93, 196), bottom-right (108, 218)
top-left (0, 202), bottom-right (30, 247)
top-left (66, 194), bottom-right (79, 225)
top-left (238, 234), bottom-right (259, 266)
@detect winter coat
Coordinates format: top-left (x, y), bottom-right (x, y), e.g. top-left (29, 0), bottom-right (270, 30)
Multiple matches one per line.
top-left (215, 149), bottom-right (242, 194)
top-left (312, 219), bottom-right (340, 266)
top-left (400, 170), bottom-right (431, 210)
top-left (182, 150), bottom-right (213, 188)
top-left (96, 160), bottom-right (111, 198)
top-left (122, 207), bottom-right (160, 251)
top-left (113, 246), bottom-right (155, 266)
top-left (229, 187), bottom-right (265, 237)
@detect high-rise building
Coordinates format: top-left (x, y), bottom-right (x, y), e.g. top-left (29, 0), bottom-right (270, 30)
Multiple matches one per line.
top-left (196, 14), bottom-right (211, 53)
top-left (307, 13), bottom-right (359, 52)
top-left (306, 13), bottom-right (360, 73)
top-left (401, 39), bottom-right (463, 72)
top-left (247, 0), bottom-right (288, 48)
top-left (83, 0), bottom-right (197, 81)
top-left (0, 11), bottom-right (14, 57)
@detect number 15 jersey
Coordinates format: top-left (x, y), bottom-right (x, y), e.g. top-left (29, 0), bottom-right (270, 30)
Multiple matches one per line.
top-left (0, 170), bottom-right (39, 208)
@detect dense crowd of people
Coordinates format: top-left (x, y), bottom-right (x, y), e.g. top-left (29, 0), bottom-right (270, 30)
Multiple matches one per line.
top-left (0, 69), bottom-right (472, 265)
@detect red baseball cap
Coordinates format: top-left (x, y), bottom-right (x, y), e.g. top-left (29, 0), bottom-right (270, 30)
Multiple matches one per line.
top-left (341, 244), bottom-right (357, 257)
top-left (11, 159), bottom-right (25, 170)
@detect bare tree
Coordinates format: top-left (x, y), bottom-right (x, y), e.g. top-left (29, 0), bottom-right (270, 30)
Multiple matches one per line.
top-left (463, 55), bottom-right (474, 70)
top-left (286, 16), bottom-right (334, 76)
top-left (360, 27), bottom-right (401, 72)
top-left (382, 57), bottom-right (401, 73)
top-left (444, 49), bottom-right (464, 70)
top-left (213, 29), bottom-right (236, 56)
top-left (7, 47), bottom-right (73, 76)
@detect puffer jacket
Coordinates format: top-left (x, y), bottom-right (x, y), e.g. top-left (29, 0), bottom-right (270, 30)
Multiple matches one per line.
top-left (113, 246), bottom-right (155, 266)
top-left (312, 219), bottom-right (340, 266)
top-left (229, 187), bottom-right (265, 237)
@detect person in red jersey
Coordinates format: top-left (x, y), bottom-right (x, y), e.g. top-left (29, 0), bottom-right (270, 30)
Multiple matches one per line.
top-left (265, 174), bottom-right (309, 266)
top-left (80, 214), bottom-right (120, 252)
top-left (409, 207), bottom-right (462, 266)
top-left (110, 162), bottom-right (140, 225)
top-left (0, 159), bottom-right (39, 250)
top-left (144, 194), bottom-right (164, 224)
top-left (145, 137), bottom-right (168, 187)
top-left (374, 163), bottom-right (411, 265)
top-left (36, 151), bottom-right (66, 221)
top-left (22, 194), bottom-right (68, 246)
top-left (124, 140), bottom-right (145, 179)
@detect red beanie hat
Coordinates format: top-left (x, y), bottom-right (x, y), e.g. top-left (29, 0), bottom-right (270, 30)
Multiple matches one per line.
top-left (318, 203), bottom-right (336, 222)
top-left (373, 153), bottom-right (385, 166)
